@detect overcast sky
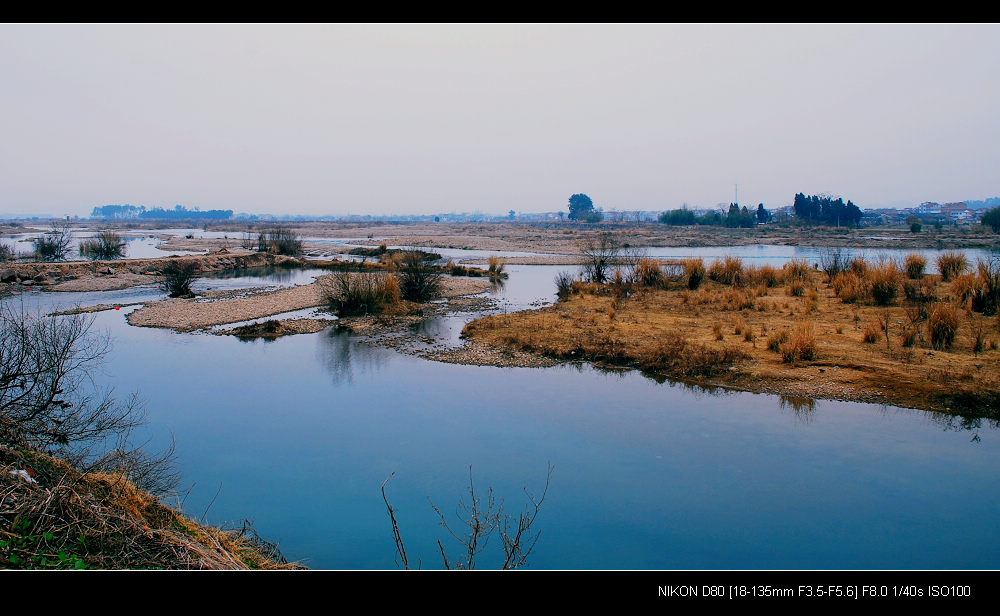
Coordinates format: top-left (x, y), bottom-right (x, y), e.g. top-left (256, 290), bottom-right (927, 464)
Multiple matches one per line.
top-left (2, 23), bottom-right (998, 217)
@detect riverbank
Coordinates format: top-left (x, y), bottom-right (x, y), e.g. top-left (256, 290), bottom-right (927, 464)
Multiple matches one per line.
top-left (461, 259), bottom-right (1000, 417)
top-left (126, 273), bottom-right (493, 333)
top-left (1, 446), bottom-right (298, 569)
top-left (0, 249), bottom-right (298, 293)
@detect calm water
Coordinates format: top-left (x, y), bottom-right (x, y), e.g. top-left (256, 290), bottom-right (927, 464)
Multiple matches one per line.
top-left (12, 249), bottom-right (1000, 570)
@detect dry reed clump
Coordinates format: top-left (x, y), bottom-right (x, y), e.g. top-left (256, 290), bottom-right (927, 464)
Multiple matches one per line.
top-left (848, 257), bottom-right (869, 278)
top-left (904, 254), bottom-right (926, 279)
top-left (937, 251), bottom-right (968, 282)
top-left (733, 316), bottom-right (746, 335)
top-left (634, 258), bottom-right (666, 288)
top-left (746, 265), bottom-right (782, 288)
top-left (639, 332), bottom-right (750, 377)
top-left (970, 259), bottom-right (1000, 316)
top-left (832, 271), bottom-right (866, 303)
top-left (766, 329), bottom-right (790, 353)
top-left (903, 278), bottom-right (936, 305)
top-left (708, 256), bottom-right (744, 286)
top-left (900, 326), bottom-right (918, 348)
top-left (721, 288), bottom-right (757, 310)
top-left (952, 273), bottom-right (983, 309)
top-left (486, 255), bottom-right (506, 279)
top-left (863, 321), bottom-right (881, 343)
top-left (782, 260), bottom-right (811, 284)
top-left (786, 280), bottom-right (806, 297)
top-left (867, 261), bottom-right (903, 306)
top-left (712, 322), bottom-right (724, 340)
top-left (968, 318), bottom-right (987, 355)
top-left (928, 303), bottom-right (959, 350)
top-left (322, 271), bottom-right (401, 316)
top-left (0, 449), bottom-right (295, 570)
top-left (684, 258), bottom-right (706, 290)
top-left (743, 326), bottom-right (755, 343)
top-left (780, 324), bottom-right (816, 363)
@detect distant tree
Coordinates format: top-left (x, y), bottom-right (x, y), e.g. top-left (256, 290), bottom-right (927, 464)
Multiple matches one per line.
top-left (567, 194), bottom-right (595, 221)
top-left (508, 210), bottom-right (516, 220)
top-left (658, 209), bottom-right (697, 226)
top-left (792, 193), bottom-right (862, 227)
top-left (756, 204), bottom-right (770, 223)
top-left (982, 206), bottom-right (1000, 233)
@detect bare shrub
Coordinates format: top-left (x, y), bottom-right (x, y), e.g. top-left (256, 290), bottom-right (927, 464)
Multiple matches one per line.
top-left (34, 223), bottom-right (72, 262)
top-left (398, 251), bottom-right (442, 301)
top-left (80, 230), bottom-right (127, 260)
top-left (0, 302), bottom-right (175, 494)
top-left (382, 465), bottom-right (553, 570)
top-left (256, 226), bottom-right (303, 256)
top-left (820, 248), bottom-right (849, 281)
top-left (160, 261), bottom-right (198, 298)
top-left (578, 232), bottom-right (621, 284)
top-left (0, 242), bottom-right (16, 262)
top-left (937, 251), bottom-right (968, 282)
top-left (928, 303), bottom-right (959, 350)
top-left (554, 271), bottom-right (575, 301)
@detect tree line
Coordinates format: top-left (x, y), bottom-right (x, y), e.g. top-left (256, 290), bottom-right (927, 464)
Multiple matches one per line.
top-left (90, 204), bottom-right (234, 221)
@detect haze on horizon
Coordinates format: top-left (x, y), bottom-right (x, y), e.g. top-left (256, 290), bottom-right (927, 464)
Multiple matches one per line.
top-left (2, 23), bottom-right (998, 218)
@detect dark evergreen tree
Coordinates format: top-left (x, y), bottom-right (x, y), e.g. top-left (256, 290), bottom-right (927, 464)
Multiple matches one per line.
top-left (567, 194), bottom-right (595, 221)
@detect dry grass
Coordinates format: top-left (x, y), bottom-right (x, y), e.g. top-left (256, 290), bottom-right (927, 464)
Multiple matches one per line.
top-left (780, 324), bottom-right (816, 363)
top-left (684, 258), bottom-right (706, 290)
top-left (938, 251), bottom-right (968, 282)
top-left (708, 256), bottom-right (744, 286)
top-left (928, 303), bottom-right (959, 350)
top-left (905, 254), bottom-right (926, 279)
top-left (1, 448), bottom-right (297, 570)
top-left (463, 260), bottom-right (1000, 416)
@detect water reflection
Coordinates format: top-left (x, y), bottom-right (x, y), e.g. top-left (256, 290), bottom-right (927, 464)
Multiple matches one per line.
top-left (779, 395), bottom-right (818, 422)
top-left (317, 328), bottom-right (389, 385)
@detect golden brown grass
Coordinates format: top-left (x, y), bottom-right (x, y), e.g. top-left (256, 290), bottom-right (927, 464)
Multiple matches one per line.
top-left (0, 448), bottom-right (297, 570)
top-left (462, 262), bottom-right (1000, 416)
top-left (938, 251), bottom-right (968, 282)
top-left (905, 254), bottom-right (926, 279)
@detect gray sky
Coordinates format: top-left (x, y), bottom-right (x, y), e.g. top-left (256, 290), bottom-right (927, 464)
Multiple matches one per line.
top-left (2, 23), bottom-right (998, 217)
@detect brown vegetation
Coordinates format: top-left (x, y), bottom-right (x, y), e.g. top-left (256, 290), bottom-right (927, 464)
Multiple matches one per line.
top-left (463, 256), bottom-right (1000, 417)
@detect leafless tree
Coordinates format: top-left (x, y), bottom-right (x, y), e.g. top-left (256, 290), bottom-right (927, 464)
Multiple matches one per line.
top-left (0, 299), bottom-right (177, 494)
top-left (382, 464), bottom-right (553, 570)
top-left (578, 232), bottom-right (622, 284)
top-left (34, 223), bottom-right (73, 262)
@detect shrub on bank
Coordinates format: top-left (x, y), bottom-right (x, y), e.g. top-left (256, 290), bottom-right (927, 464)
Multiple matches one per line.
top-left (323, 271), bottom-right (401, 316)
top-left (928, 303), bottom-right (959, 350)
